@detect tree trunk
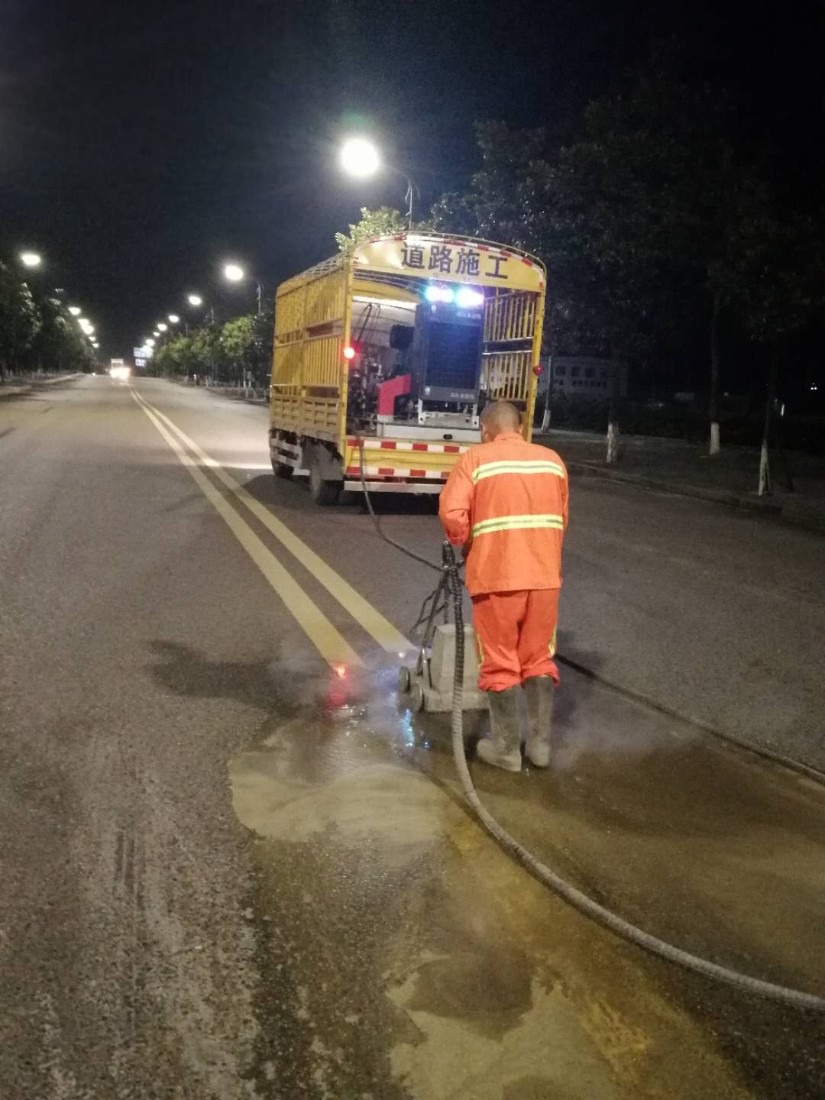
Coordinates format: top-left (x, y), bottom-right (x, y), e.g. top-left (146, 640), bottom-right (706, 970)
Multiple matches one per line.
top-left (709, 290), bottom-right (721, 456)
top-left (540, 358), bottom-right (552, 432)
top-left (758, 347), bottom-right (779, 497)
top-left (606, 357), bottom-right (621, 464)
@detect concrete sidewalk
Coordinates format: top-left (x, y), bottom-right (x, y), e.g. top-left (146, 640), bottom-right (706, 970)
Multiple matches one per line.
top-left (538, 428), bottom-right (825, 534)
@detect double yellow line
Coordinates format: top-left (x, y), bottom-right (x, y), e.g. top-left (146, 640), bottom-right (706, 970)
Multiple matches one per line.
top-left (132, 389), bottom-right (412, 668)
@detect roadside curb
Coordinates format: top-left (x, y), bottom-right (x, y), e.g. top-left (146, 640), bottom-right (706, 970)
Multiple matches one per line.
top-left (0, 373), bottom-right (83, 400)
top-left (566, 460), bottom-right (780, 511)
top-left (566, 460), bottom-right (825, 534)
top-left (172, 379), bottom-right (268, 405)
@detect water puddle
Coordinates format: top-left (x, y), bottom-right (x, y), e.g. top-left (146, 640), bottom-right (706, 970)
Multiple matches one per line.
top-left (228, 659), bottom-right (750, 1099)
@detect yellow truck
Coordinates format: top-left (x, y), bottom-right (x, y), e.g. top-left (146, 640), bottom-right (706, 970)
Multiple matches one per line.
top-left (269, 232), bottom-right (546, 503)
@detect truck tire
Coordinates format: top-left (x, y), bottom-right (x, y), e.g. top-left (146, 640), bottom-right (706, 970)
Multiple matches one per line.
top-left (308, 450), bottom-right (341, 506)
top-left (272, 458), bottom-right (294, 479)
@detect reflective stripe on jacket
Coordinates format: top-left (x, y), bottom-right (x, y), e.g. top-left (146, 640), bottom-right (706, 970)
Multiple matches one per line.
top-left (439, 432), bottom-right (568, 596)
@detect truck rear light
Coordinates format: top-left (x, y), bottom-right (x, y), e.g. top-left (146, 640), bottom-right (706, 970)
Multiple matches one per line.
top-left (343, 345), bottom-right (356, 360)
top-left (533, 364), bottom-right (544, 376)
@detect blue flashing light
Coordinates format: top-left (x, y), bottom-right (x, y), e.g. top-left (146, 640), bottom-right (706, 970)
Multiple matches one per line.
top-left (456, 287), bottom-right (484, 308)
top-left (425, 284), bottom-right (454, 304)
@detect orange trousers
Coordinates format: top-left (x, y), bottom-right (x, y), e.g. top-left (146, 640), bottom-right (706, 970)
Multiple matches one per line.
top-left (472, 588), bottom-right (560, 692)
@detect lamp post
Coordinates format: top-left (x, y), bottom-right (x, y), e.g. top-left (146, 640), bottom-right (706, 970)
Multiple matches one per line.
top-left (222, 262), bottom-right (262, 316)
top-left (339, 137), bottom-right (417, 227)
top-left (185, 292), bottom-right (213, 328)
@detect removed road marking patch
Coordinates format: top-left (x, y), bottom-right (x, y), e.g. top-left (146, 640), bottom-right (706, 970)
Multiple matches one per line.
top-left (135, 391), bottom-right (413, 654)
top-left (133, 390), bottom-right (362, 668)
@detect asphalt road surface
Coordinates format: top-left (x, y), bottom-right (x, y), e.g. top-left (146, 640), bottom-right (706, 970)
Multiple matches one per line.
top-left (1, 376), bottom-right (823, 1100)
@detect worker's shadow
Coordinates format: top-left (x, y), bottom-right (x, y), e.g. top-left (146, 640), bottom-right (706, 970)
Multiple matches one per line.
top-left (145, 639), bottom-right (352, 716)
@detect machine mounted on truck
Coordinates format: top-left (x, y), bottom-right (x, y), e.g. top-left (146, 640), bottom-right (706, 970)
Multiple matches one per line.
top-left (268, 232), bottom-right (546, 503)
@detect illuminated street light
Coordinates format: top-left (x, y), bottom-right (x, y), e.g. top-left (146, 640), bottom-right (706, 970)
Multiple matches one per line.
top-left (187, 293), bottom-right (203, 307)
top-left (222, 262), bottom-right (262, 315)
top-left (68, 306), bottom-right (82, 317)
top-left (146, 338), bottom-right (155, 347)
top-left (340, 137), bottom-right (380, 179)
top-left (19, 251), bottom-right (42, 269)
top-left (168, 313), bottom-right (180, 324)
top-left (223, 262), bottom-right (245, 283)
top-left (339, 136), bottom-right (416, 225)
top-left (157, 322), bottom-right (168, 332)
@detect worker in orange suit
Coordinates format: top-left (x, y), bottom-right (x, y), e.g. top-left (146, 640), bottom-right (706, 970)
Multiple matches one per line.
top-left (439, 400), bottom-right (568, 772)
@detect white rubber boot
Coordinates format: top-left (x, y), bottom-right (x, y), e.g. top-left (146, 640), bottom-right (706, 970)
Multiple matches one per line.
top-left (476, 687), bottom-right (522, 772)
top-left (524, 675), bottom-right (554, 767)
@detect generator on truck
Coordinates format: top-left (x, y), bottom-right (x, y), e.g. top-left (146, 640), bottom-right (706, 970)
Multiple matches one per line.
top-left (268, 232), bottom-right (546, 504)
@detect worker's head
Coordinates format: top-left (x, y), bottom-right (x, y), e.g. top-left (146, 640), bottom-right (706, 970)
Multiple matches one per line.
top-left (480, 401), bottom-right (521, 443)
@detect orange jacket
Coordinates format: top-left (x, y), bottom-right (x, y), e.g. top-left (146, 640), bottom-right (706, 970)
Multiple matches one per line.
top-left (439, 432), bottom-right (568, 596)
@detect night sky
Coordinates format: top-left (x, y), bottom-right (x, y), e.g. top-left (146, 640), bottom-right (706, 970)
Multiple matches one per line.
top-left (2, 0), bottom-right (823, 357)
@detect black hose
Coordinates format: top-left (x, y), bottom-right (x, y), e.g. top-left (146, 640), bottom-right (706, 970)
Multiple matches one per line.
top-left (356, 437), bottom-right (441, 572)
top-left (443, 545), bottom-right (824, 1012)
top-left (354, 444), bottom-right (825, 1011)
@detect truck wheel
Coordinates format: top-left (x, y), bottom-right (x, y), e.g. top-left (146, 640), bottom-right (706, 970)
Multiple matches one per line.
top-left (272, 458), bottom-right (294, 479)
top-left (308, 452), bottom-right (341, 506)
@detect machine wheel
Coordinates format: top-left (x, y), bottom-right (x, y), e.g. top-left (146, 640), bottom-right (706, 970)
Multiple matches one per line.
top-left (397, 666), bottom-right (411, 694)
top-left (308, 450), bottom-right (341, 506)
top-left (410, 680), bottom-right (426, 713)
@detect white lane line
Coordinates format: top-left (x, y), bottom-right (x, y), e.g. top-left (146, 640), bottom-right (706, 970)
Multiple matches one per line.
top-left (133, 391), bottom-right (363, 668)
top-left (135, 391), bottom-right (414, 654)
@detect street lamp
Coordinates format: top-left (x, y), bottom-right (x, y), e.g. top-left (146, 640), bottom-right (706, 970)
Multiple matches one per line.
top-left (340, 137), bottom-right (380, 179)
top-left (185, 291), bottom-right (213, 327)
top-left (68, 305), bottom-right (82, 317)
top-left (18, 250), bottom-right (42, 269)
top-left (339, 137), bottom-right (416, 226)
top-left (168, 314), bottom-right (180, 324)
top-left (222, 262), bottom-right (262, 315)
top-left (157, 322), bottom-right (168, 332)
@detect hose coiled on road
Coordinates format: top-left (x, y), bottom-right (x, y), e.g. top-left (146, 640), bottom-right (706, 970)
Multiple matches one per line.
top-left (356, 443), bottom-right (825, 1011)
top-left (442, 544), bottom-right (825, 1013)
